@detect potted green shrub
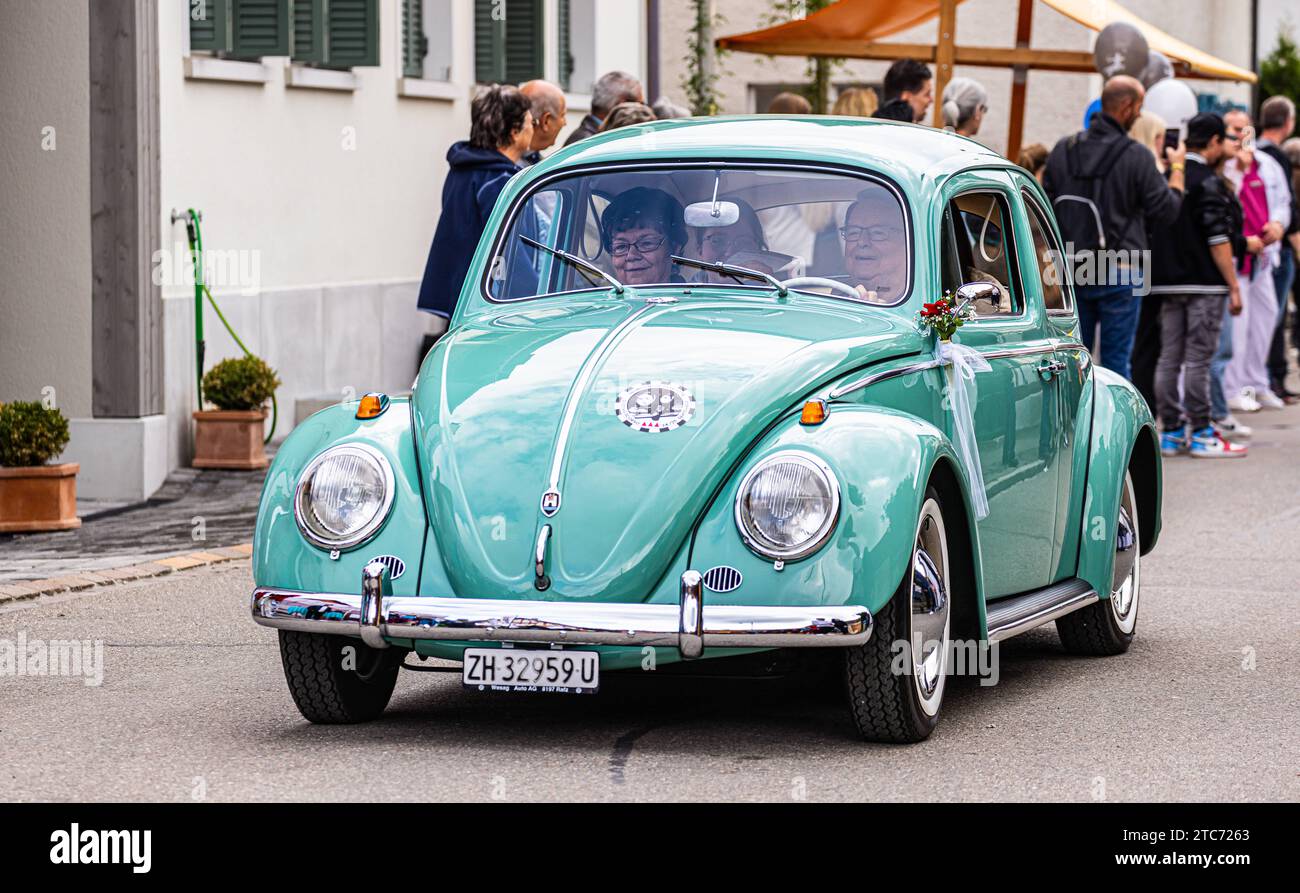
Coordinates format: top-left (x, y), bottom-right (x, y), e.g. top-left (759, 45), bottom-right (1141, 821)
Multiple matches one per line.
top-left (194, 356), bottom-right (281, 470)
top-left (0, 401), bottom-right (80, 532)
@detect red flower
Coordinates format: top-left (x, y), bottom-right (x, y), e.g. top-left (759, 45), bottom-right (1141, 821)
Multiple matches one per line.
top-left (921, 302), bottom-right (942, 316)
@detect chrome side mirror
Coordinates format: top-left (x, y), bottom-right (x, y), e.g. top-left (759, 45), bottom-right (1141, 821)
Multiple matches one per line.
top-left (954, 281), bottom-right (1000, 314)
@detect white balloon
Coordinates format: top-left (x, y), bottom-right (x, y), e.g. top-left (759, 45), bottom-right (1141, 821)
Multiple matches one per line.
top-left (1143, 79), bottom-right (1199, 135)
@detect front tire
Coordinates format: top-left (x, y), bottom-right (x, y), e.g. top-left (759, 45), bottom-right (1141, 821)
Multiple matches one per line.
top-left (278, 631), bottom-right (403, 723)
top-left (1057, 471), bottom-right (1140, 655)
top-left (844, 489), bottom-right (951, 743)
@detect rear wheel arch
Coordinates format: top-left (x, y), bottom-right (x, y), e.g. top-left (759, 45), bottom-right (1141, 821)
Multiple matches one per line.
top-left (1127, 426), bottom-right (1160, 556)
top-left (925, 457), bottom-right (981, 644)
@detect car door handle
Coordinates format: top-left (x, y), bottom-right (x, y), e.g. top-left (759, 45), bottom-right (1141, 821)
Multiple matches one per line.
top-left (1037, 359), bottom-right (1066, 381)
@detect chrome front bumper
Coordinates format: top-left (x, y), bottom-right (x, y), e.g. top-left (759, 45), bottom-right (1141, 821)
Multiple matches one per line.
top-left (251, 563), bottom-right (872, 660)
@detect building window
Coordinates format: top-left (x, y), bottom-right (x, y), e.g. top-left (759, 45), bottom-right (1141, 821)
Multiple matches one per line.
top-left (474, 0), bottom-right (543, 84)
top-left (562, 0), bottom-right (595, 95)
top-left (293, 0), bottom-right (380, 69)
top-left (189, 0), bottom-right (379, 68)
top-left (403, 0), bottom-right (452, 81)
top-left (189, 0), bottom-right (291, 58)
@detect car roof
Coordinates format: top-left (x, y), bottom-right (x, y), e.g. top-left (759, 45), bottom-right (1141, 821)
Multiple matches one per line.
top-left (531, 115), bottom-right (1012, 192)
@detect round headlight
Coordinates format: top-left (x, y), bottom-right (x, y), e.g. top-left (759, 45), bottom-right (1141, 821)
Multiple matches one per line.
top-left (294, 444), bottom-right (395, 550)
top-left (734, 451), bottom-right (840, 561)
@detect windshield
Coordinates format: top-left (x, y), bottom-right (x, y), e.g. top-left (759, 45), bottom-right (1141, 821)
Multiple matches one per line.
top-left (484, 165), bottom-right (911, 305)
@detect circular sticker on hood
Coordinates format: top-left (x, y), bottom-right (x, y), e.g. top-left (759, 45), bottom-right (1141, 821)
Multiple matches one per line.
top-left (615, 381), bottom-right (696, 433)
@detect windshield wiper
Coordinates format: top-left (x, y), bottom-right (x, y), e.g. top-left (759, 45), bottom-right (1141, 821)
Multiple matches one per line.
top-left (519, 235), bottom-right (625, 295)
top-left (670, 255), bottom-right (789, 297)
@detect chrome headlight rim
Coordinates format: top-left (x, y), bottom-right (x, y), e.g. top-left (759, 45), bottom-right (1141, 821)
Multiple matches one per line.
top-left (734, 449), bottom-right (841, 562)
top-left (293, 443), bottom-right (396, 551)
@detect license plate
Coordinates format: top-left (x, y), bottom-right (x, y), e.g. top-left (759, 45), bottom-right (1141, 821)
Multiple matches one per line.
top-left (462, 648), bottom-right (599, 694)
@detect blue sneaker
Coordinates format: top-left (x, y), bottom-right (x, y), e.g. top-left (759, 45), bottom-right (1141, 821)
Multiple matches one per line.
top-left (1160, 426), bottom-right (1188, 457)
top-left (1189, 426), bottom-right (1247, 459)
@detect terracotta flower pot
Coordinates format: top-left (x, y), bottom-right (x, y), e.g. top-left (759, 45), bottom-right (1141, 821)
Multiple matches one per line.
top-left (193, 409), bottom-right (268, 470)
top-left (0, 463), bottom-right (81, 533)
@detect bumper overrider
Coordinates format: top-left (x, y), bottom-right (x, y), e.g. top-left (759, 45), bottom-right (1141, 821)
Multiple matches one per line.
top-left (251, 562), bottom-right (873, 660)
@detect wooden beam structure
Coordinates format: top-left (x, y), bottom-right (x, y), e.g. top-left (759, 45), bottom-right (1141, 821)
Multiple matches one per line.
top-left (933, 0), bottom-right (957, 128)
top-left (1006, 0), bottom-right (1034, 161)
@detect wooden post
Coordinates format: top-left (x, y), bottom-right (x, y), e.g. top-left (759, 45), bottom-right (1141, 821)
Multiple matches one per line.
top-left (89, 0), bottom-right (163, 418)
top-left (1006, 0), bottom-right (1034, 161)
top-left (933, 0), bottom-right (957, 127)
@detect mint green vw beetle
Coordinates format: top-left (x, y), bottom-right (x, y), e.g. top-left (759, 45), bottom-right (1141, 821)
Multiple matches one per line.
top-left (252, 117), bottom-right (1160, 742)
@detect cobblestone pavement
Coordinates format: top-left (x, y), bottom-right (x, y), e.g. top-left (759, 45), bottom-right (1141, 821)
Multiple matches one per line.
top-left (0, 455), bottom-right (270, 584)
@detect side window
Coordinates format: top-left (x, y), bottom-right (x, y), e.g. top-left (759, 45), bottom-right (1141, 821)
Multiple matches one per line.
top-left (942, 192), bottom-right (1021, 318)
top-left (1022, 191), bottom-right (1073, 313)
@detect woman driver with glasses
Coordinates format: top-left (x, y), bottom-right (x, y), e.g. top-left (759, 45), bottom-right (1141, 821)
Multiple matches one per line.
top-left (600, 187), bottom-right (688, 286)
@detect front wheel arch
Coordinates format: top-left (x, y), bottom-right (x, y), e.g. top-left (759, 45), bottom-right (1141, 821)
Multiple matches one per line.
top-left (925, 457), bottom-right (982, 645)
top-left (1127, 426), bottom-right (1161, 556)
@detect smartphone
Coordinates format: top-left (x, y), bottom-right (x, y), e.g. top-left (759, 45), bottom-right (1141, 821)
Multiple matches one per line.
top-left (1163, 128), bottom-right (1180, 157)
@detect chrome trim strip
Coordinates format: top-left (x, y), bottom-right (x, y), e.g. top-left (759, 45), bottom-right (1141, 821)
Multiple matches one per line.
top-left (544, 302), bottom-right (660, 498)
top-left (679, 570), bottom-right (704, 659)
top-left (830, 344), bottom-right (1062, 400)
top-left (828, 358), bottom-right (945, 400)
top-left (252, 589), bottom-right (872, 655)
top-left (985, 578), bottom-right (1098, 643)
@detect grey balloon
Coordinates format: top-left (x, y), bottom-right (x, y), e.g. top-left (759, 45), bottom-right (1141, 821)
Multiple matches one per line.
top-left (1093, 22), bottom-right (1151, 79)
top-left (1140, 50), bottom-right (1174, 88)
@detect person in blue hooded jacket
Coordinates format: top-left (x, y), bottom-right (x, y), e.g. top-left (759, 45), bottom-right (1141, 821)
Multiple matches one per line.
top-left (416, 85), bottom-right (534, 354)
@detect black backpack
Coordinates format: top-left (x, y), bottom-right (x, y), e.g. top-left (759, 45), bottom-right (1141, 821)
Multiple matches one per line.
top-left (1052, 132), bottom-right (1136, 265)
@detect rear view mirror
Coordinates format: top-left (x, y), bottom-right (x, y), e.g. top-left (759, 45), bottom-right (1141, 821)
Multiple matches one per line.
top-left (685, 200), bottom-right (740, 228)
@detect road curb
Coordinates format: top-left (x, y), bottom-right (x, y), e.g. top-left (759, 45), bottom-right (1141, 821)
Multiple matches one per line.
top-left (0, 543), bottom-right (253, 604)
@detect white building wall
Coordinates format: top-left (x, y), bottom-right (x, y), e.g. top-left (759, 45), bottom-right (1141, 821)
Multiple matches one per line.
top-left (158, 0), bottom-right (646, 473)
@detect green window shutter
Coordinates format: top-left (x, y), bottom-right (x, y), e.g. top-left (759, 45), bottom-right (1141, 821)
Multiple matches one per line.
top-left (503, 0), bottom-right (543, 84)
top-left (230, 0), bottom-right (290, 59)
top-left (325, 0), bottom-right (380, 68)
top-left (557, 0), bottom-right (571, 91)
top-left (474, 0), bottom-right (505, 83)
top-left (292, 0), bottom-right (326, 63)
top-left (189, 0), bottom-right (231, 52)
top-left (402, 0), bottom-right (427, 78)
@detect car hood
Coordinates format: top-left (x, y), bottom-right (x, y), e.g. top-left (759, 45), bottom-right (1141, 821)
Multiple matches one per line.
top-left (412, 292), bottom-right (922, 601)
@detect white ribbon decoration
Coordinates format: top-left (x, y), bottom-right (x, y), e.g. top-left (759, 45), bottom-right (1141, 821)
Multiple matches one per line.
top-left (937, 340), bottom-right (991, 520)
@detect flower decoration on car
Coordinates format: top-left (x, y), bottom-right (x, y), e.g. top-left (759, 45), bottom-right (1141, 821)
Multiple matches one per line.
top-left (916, 291), bottom-right (975, 341)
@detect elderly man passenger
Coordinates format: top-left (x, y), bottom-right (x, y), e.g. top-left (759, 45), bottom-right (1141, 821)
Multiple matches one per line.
top-left (840, 189), bottom-right (907, 303)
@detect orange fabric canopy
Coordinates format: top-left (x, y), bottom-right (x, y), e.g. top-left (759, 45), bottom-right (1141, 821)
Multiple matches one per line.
top-left (715, 0), bottom-right (1255, 83)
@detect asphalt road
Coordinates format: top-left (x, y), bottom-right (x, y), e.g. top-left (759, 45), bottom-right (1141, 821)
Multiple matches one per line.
top-left (2, 409), bottom-right (1298, 802)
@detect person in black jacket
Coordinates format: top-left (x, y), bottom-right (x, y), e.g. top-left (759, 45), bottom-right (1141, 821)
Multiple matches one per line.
top-left (1043, 75), bottom-right (1185, 380)
top-left (416, 85), bottom-right (533, 359)
top-left (1148, 113), bottom-right (1249, 459)
top-left (563, 71), bottom-right (643, 147)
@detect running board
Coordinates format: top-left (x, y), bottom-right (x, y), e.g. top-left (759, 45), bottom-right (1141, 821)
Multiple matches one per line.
top-left (986, 578), bottom-right (1099, 643)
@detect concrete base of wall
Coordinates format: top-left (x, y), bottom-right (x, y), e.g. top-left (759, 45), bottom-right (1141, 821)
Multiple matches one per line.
top-left (64, 415), bottom-right (169, 501)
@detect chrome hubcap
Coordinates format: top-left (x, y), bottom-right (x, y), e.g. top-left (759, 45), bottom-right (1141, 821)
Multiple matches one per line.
top-left (910, 499), bottom-right (950, 716)
top-left (1110, 474), bottom-right (1140, 634)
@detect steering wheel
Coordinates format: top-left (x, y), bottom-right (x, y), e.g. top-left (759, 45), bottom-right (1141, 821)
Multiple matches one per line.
top-left (781, 276), bottom-right (862, 300)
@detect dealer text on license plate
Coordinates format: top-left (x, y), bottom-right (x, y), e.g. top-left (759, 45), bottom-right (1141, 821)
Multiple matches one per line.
top-left (462, 648), bottom-right (599, 694)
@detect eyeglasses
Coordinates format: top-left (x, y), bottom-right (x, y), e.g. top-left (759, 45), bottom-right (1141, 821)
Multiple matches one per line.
top-left (838, 225), bottom-right (898, 244)
top-left (609, 234), bottom-right (667, 257)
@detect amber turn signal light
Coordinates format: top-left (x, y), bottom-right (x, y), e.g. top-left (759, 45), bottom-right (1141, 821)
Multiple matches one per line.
top-left (356, 392), bottom-right (390, 420)
top-left (800, 399), bottom-right (827, 425)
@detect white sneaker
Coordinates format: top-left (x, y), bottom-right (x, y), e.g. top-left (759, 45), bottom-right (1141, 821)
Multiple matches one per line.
top-left (1216, 414), bottom-right (1252, 441)
top-left (1228, 387), bottom-right (1262, 413)
top-left (1255, 388), bottom-right (1285, 410)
